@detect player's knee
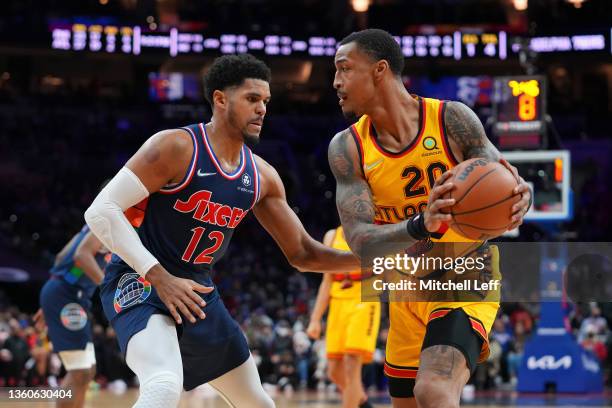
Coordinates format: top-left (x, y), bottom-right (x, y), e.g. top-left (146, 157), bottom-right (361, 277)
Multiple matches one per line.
top-left (142, 370), bottom-right (182, 392)
top-left (139, 370), bottom-right (182, 405)
top-left (413, 378), bottom-right (459, 408)
top-left (68, 368), bottom-right (94, 387)
top-left (327, 367), bottom-right (341, 384)
top-left (342, 354), bottom-right (362, 378)
top-left (327, 363), bottom-right (344, 385)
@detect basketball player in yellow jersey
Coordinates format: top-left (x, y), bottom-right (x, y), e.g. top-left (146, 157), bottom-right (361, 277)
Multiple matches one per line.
top-left (328, 29), bottom-right (532, 408)
top-left (307, 226), bottom-right (380, 408)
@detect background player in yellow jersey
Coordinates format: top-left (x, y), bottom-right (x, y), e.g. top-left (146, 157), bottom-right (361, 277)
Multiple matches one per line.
top-left (328, 29), bottom-right (532, 408)
top-left (306, 226), bottom-right (380, 408)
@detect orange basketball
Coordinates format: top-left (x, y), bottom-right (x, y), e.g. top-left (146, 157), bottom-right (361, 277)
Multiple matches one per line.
top-left (443, 158), bottom-right (521, 240)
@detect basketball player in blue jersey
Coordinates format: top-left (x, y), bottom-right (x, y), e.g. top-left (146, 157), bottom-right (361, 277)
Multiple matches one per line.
top-left (84, 54), bottom-right (359, 408)
top-left (36, 225), bottom-right (107, 408)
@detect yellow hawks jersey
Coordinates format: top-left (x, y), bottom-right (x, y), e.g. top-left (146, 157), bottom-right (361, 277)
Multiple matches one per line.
top-left (350, 96), bottom-right (476, 247)
top-left (330, 226), bottom-right (363, 299)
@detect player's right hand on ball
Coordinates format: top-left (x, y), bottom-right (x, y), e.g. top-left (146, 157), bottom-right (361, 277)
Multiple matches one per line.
top-left (423, 170), bottom-right (455, 233)
top-left (146, 264), bottom-right (213, 324)
top-left (306, 320), bottom-right (322, 340)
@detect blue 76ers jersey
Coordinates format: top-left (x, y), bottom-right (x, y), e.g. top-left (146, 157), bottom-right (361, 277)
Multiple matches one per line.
top-left (104, 122), bottom-right (260, 303)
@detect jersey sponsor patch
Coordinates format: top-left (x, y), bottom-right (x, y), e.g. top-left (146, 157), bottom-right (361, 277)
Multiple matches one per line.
top-left (60, 303), bottom-right (88, 331)
top-left (113, 273), bottom-right (152, 313)
top-left (422, 136), bottom-right (439, 151)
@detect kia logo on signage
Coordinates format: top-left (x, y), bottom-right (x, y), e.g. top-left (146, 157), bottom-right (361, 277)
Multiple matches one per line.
top-left (527, 355), bottom-right (572, 370)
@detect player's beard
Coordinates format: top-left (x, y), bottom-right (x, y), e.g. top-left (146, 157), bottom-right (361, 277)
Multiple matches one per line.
top-left (228, 106), bottom-right (260, 147)
top-left (342, 109), bottom-right (358, 121)
top-left (242, 132), bottom-right (260, 147)
top-left (341, 100), bottom-right (358, 121)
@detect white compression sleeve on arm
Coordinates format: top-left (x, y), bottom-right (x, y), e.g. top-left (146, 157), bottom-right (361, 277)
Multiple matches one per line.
top-left (84, 167), bottom-right (159, 277)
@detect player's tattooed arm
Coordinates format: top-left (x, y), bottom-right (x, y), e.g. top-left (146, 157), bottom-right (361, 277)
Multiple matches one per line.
top-left (445, 101), bottom-right (532, 228)
top-left (328, 130), bottom-right (428, 259)
top-left (444, 101), bottom-right (500, 162)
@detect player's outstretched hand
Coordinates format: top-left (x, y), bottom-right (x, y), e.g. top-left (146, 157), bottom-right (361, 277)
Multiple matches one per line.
top-left (499, 158), bottom-right (531, 230)
top-left (306, 320), bottom-right (322, 340)
top-left (146, 265), bottom-right (213, 324)
top-left (33, 308), bottom-right (46, 331)
top-left (423, 170), bottom-right (455, 233)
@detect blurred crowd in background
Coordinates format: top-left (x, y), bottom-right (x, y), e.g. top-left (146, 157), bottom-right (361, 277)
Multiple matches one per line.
top-left (1, 0), bottom-right (612, 397)
top-left (3, 289), bottom-right (612, 394)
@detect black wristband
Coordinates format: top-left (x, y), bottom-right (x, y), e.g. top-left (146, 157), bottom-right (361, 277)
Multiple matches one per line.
top-left (406, 214), bottom-right (430, 241)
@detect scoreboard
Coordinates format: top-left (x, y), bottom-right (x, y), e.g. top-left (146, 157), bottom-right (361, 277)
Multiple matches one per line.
top-left (398, 31), bottom-right (506, 60)
top-left (47, 21), bottom-right (612, 60)
top-left (50, 23), bottom-right (508, 60)
top-left (493, 76), bottom-right (547, 149)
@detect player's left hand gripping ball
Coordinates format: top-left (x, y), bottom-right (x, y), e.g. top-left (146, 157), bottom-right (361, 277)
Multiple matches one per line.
top-left (500, 158), bottom-right (531, 230)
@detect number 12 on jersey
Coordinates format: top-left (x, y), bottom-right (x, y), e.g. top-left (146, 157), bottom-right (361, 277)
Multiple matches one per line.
top-left (182, 227), bottom-right (225, 264)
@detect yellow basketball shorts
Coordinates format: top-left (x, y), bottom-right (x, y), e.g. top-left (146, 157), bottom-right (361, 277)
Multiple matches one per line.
top-left (385, 301), bottom-right (499, 375)
top-left (326, 297), bottom-right (381, 363)
top-left (384, 244), bottom-right (501, 398)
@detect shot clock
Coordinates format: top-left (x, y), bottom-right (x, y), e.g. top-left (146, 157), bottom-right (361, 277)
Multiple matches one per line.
top-left (493, 76), bottom-right (547, 149)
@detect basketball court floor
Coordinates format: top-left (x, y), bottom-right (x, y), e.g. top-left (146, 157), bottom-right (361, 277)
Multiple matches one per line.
top-left (2, 389), bottom-right (612, 407)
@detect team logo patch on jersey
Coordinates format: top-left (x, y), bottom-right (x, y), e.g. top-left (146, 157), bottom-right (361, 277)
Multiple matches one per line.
top-left (113, 273), bottom-right (152, 313)
top-left (423, 136), bottom-right (439, 151)
top-left (242, 173), bottom-right (251, 187)
top-left (60, 303), bottom-right (87, 331)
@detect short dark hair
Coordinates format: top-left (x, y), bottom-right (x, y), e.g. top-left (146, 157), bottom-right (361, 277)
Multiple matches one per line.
top-left (203, 54), bottom-right (271, 105)
top-left (339, 29), bottom-right (404, 76)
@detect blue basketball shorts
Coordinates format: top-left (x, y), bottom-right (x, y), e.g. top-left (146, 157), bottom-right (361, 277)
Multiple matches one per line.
top-left (39, 278), bottom-right (92, 353)
top-left (100, 263), bottom-right (250, 390)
